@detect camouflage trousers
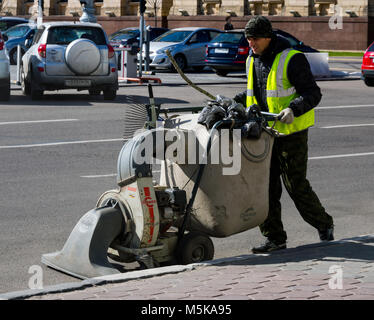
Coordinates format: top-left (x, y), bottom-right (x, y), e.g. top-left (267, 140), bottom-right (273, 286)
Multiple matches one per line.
top-left (259, 129), bottom-right (334, 244)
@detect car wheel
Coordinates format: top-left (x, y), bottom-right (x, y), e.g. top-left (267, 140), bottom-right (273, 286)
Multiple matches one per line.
top-left (21, 65), bottom-right (31, 96)
top-left (9, 47), bottom-right (24, 65)
top-left (215, 69), bottom-right (228, 77)
top-left (364, 77), bottom-right (374, 87)
top-left (89, 89), bottom-right (101, 96)
top-left (173, 54), bottom-right (187, 72)
top-left (103, 88), bottom-right (117, 100)
top-left (0, 77), bottom-right (10, 101)
top-left (30, 73), bottom-right (43, 100)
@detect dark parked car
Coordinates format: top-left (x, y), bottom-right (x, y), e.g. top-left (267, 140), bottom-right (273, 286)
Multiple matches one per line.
top-left (3, 23), bottom-right (37, 64)
top-left (361, 41), bottom-right (374, 87)
top-left (109, 27), bottom-right (169, 48)
top-left (205, 29), bottom-right (319, 76)
top-left (0, 17), bottom-right (29, 32)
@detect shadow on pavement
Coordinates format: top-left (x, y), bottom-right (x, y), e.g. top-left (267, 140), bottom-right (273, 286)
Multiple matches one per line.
top-left (217, 238), bottom-right (374, 266)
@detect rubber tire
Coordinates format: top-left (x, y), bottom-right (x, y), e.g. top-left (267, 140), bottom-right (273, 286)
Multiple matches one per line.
top-left (21, 65), bottom-right (31, 96)
top-left (9, 47), bottom-right (24, 65)
top-left (173, 54), bottom-right (187, 72)
top-left (89, 89), bottom-right (101, 96)
top-left (215, 69), bottom-right (228, 77)
top-left (30, 73), bottom-right (43, 100)
top-left (176, 232), bottom-right (214, 265)
top-left (364, 77), bottom-right (374, 87)
top-left (0, 78), bottom-right (10, 101)
top-left (103, 88), bottom-right (117, 100)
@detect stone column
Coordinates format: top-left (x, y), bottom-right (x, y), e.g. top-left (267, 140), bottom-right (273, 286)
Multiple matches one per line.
top-left (66, 0), bottom-right (83, 17)
top-left (338, 0), bottom-right (368, 17)
top-left (285, 0), bottom-right (313, 16)
top-left (101, 0), bottom-right (127, 16)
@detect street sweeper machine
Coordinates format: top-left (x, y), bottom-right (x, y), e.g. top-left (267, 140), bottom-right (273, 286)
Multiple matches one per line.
top-left (41, 54), bottom-right (282, 279)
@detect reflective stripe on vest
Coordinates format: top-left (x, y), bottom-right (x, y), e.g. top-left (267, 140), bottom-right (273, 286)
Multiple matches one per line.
top-left (246, 49), bottom-right (315, 135)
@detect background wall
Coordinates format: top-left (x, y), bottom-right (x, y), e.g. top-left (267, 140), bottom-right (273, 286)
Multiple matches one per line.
top-left (36, 15), bottom-right (373, 51)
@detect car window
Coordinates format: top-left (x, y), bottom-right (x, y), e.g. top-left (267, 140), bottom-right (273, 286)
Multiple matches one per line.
top-left (0, 22), bottom-right (8, 32)
top-left (209, 31), bottom-right (221, 41)
top-left (189, 30), bottom-right (211, 43)
top-left (4, 25), bottom-right (30, 38)
top-left (47, 26), bottom-right (106, 45)
top-left (154, 30), bottom-right (193, 42)
top-left (210, 32), bottom-right (243, 44)
top-left (368, 43), bottom-right (374, 52)
top-left (32, 28), bottom-right (44, 45)
top-left (109, 30), bottom-right (139, 41)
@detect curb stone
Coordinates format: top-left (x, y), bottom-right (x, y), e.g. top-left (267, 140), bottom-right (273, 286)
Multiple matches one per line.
top-left (0, 234), bottom-right (372, 300)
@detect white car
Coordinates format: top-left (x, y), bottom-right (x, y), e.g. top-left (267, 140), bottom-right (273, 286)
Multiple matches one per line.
top-left (0, 32), bottom-right (10, 101)
top-left (147, 27), bottom-right (222, 71)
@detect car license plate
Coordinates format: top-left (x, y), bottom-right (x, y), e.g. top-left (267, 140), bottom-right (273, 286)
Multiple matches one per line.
top-left (65, 80), bottom-right (91, 87)
top-left (214, 48), bottom-right (229, 54)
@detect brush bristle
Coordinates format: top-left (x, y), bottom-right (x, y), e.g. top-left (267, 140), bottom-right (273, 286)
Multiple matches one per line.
top-left (123, 103), bottom-right (148, 141)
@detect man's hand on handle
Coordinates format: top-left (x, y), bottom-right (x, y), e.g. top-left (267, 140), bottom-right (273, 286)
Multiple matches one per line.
top-left (278, 108), bottom-right (294, 124)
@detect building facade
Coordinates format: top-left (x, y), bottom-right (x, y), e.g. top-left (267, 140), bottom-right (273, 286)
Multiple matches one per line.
top-left (1, 0), bottom-right (373, 50)
top-left (1, 0), bottom-right (373, 18)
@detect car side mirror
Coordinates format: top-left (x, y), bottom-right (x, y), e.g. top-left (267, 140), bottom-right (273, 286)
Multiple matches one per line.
top-left (25, 38), bottom-right (32, 48)
top-left (2, 34), bottom-right (8, 42)
top-left (299, 41), bottom-right (304, 46)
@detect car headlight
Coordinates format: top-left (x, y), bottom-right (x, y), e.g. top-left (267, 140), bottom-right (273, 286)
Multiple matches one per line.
top-left (156, 47), bottom-right (174, 55)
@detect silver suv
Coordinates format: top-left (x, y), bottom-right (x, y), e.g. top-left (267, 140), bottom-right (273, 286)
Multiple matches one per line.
top-left (21, 22), bottom-right (118, 100)
top-left (0, 32), bottom-right (10, 101)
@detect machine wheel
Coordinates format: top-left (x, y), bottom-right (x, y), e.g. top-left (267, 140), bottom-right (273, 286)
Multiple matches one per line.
top-left (364, 77), bottom-right (374, 87)
top-left (176, 232), bottom-right (214, 265)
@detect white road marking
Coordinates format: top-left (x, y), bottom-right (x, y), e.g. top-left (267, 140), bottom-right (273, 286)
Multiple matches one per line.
top-left (309, 152), bottom-right (374, 160)
top-left (81, 174), bottom-right (117, 178)
top-left (317, 105), bottom-right (374, 110)
top-left (0, 138), bottom-right (123, 149)
top-left (0, 119), bottom-right (79, 125)
top-left (321, 124), bottom-right (374, 129)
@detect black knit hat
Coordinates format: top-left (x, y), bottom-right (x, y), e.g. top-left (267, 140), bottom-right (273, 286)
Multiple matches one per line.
top-left (244, 16), bottom-right (273, 38)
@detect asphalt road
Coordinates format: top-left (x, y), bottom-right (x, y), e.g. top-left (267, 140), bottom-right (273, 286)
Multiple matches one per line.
top-left (1, 62), bottom-right (373, 294)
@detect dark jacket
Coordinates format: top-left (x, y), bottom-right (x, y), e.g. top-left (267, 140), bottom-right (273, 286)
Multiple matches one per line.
top-left (234, 35), bottom-right (322, 117)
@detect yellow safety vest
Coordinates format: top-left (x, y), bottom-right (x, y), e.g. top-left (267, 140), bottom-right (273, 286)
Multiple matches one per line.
top-left (246, 49), bottom-right (315, 135)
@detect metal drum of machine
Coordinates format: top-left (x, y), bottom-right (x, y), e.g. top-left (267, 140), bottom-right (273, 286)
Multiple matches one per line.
top-left (159, 113), bottom-right (274, 238)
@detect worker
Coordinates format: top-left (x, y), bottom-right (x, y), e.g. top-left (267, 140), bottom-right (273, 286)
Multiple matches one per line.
top-left (233, 16), bottom-right (334, 253)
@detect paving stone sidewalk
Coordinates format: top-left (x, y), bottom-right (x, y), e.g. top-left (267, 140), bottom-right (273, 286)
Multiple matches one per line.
top-left (7, 235), bottom-right (370, 300)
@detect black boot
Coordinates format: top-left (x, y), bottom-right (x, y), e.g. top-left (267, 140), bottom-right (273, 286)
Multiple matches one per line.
top-left (318, 226), bottom-right (334, 241)
top-left (251, 239), bottom-right (286, 254)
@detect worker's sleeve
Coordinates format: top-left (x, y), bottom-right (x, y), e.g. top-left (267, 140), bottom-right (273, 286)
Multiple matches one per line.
top-left (287, 53), bottom-right (322, 117)
top-left (233, 90), bottom-right (247, 107)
